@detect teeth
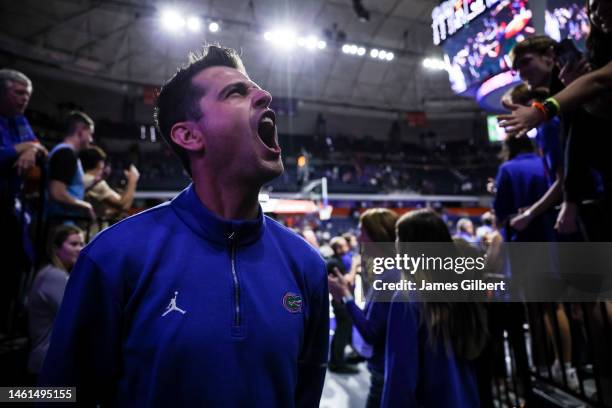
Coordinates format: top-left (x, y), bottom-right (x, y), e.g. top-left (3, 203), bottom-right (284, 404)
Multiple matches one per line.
top-left (262, 117), bottom-right (274, 125)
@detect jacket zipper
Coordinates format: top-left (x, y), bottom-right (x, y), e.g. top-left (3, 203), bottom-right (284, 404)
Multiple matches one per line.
top-left (228, 232), bottom-right (241, 327)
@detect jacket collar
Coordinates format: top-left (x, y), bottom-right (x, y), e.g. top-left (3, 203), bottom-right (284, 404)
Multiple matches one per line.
top-left (171, 184), bottom-right (265, 247)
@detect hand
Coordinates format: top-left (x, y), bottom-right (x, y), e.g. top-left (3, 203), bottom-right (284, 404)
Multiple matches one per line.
top-left (555, 201), bottom-right (578, 235)
top-left (497, 104), bottom-right (545, 137)
top-left (124, 164), bottom-right (140, 183)
top-left (559, 58), bottom-right (591, 86)
top-left (80, 200), bottom-right (96, 220)
top-left (510, 211), bottom-right (533, 231)
top-left (327, 267), bottom-right (351, 302)
top-left (14, 147), bottom-right (37, 175)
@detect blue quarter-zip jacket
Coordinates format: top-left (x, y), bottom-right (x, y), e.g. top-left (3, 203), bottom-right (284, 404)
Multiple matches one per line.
top-left (40, 184), bottom-right (329, 407)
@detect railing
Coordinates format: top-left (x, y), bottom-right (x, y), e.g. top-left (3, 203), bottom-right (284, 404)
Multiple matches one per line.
top-left (489, 302), bottom-right (612, 407)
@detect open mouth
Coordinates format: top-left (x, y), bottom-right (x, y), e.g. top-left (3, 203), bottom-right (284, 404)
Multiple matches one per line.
top-left (257, 110), bottom-right (278, 150)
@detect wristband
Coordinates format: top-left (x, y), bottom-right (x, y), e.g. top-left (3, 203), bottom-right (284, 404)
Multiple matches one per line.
top-left (543, 97), bottom-right (560, 118)
top-left (531, 102), bottom-right (549, 120)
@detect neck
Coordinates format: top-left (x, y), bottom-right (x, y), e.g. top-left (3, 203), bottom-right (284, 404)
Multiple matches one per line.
top-left (63, 136), bottom-right (78, 150)
top-left (192, 170), bottom-right (261, 220)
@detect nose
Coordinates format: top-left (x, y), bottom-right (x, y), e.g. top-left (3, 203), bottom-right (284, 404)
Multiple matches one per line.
top-left (252, 88), bottom-right (272, 109)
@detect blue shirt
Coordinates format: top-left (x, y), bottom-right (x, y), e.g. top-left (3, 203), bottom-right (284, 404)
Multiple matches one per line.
top-left (0, 115), bottom-right (37, 200)
top-left (493, 153), bottom-right (554, 242)
top-left (40, 184), bottom-right (329, 407)
top-left (382, 298), bottom-right (480, 407)
top-left (536, 117), bottom-right (563, 186)
top-left (346, 268), bottom-right (400, 374)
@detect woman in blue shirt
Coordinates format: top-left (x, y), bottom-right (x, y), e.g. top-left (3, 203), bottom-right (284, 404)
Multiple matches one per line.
top-left (383, 209), bottom-right (487, 407)
top-left (328, 208), bottom-right (398, 408)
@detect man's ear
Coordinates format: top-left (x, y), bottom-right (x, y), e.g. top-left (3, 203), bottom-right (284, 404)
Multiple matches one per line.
top-left (170, 121), bottom-right (205, 152)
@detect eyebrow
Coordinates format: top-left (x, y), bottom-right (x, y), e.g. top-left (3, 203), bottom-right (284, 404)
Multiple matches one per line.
top-left (218, 81), bottom-right (260, 98)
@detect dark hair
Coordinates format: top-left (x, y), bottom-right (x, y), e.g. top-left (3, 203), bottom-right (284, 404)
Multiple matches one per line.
top-left (506, 83), bottom-right (549, 105)
top-left (500, 135), bottom-right (535, 162)
top-left (586, 0), bottom-right (612, 68)
top-left (360, 208), bottom-right (398, 242)
top-left (80, 146), bottom-right (107, 172)
top-left (396, 209), bottom-right (453, 243)
top-left (154, 45), bottom-right (246, 176)
top-left (395, 209), bottom-right (488, 361)
top-left (64, 111), bottom-right (94, 136)
top-left (48, 224), bottom-right (83, 271)
top-left (509, 35), bottom-right (557, 69)
top-left (329, 236), bottom-right (348, 254)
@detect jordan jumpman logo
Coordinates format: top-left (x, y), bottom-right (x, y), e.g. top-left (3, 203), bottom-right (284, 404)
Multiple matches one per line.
top-left (162, 291), bottom-right (187, 316)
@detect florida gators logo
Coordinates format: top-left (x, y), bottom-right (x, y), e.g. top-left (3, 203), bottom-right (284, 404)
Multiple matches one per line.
top-left (283, 292), bottom-right (303, 313)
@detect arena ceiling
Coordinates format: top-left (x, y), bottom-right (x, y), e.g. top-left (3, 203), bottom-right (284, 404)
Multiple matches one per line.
top-left (0, 0), bottom-right (476, 113)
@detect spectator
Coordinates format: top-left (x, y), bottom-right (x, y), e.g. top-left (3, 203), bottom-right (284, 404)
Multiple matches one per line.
top-left (328, 208), bottom-right (399, 407)
top-left (455, 217), bottom-right (477, 243)
top-left (26, 225), bottom-right (84, 375)
top-left (503, 84), bottom-right (569, 235)
top-left (493, 136), bottom-right (554, 242)
top-left (499, 15), bottom-right (612, 237)
top-left (327, 235), bottom-right (358, 374)
top-left (0, 69), bottom-right (47, 332)
top-left (46, 111), bottom-right (95, 224)
top-left (383, 209), bottom-right (487, 407)
top-left (80, 146), bottom-right (140, 236)
top-left (476, 211), bottom-right (495, 242)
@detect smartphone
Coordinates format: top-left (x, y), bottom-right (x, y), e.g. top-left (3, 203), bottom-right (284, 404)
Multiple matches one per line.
top-left (555, 39), bottom-right (582, 67)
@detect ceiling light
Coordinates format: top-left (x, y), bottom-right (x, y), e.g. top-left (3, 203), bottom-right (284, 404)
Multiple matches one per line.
top-left (187, 16), bottom-right (201, 32)
top-left (208, 21), bottom-right (220, 33)
top-left (161, 9), bottom-right (185, 31)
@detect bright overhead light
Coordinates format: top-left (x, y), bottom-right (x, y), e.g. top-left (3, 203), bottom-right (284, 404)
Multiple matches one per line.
top-left (370, 48), bottom-right (379, 58)
top-left (161, 9), bottom-right (185, 31)
top-left (263, 28), bottom-right (298, 49)
top-left (342, 44), bottom-right (351, 54)
top-left (357, 47), bottom-right (366, 56)
top-left (378, 50), bottom-right (387, 59)
top-left (423, 57), bottom-right (446, 70)
top-left (305, 35), bottom-right (317, 50)
top-left (349, 44), bottom-right (358, 54)
top-left (386, 52), bottom-right (394, 61)
top-left (317, 40), bottom-right (326, 49)
top-left (187, 16), bottom-right (201, 32)
top-left (208, 21), bottom-right (220, 33)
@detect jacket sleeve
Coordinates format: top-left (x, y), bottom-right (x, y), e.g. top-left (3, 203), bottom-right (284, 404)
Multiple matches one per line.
top-left (38, 251), bottom-right (122, 406)
top-left (493, 166), bottom-right (514, 225)
top-left (346, 300), bottom-right (389, 346)
top-left (295, 256), bottom-right (329, 408)
top-left (382, 300), bottom-right (419, 408)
